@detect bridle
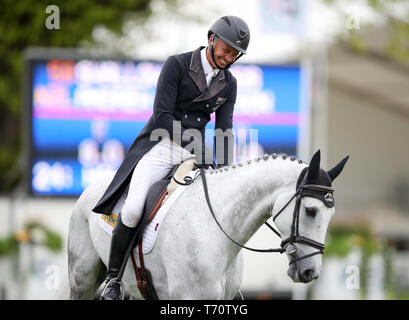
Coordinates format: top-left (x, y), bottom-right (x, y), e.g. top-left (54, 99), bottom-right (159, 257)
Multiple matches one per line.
top-left (272, 182), bottom-right (334, 265)
top-left (199, 167), bottom-right (335, 265)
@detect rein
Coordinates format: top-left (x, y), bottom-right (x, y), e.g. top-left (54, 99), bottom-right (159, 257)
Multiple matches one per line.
top-left (199, 168), bottom-right (335, 264)
top-left (200, 168), bottom-right (285, 253)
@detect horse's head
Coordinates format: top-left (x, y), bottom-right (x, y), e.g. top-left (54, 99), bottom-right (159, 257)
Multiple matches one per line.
top-left (272, 150), bottom-right (349, 283)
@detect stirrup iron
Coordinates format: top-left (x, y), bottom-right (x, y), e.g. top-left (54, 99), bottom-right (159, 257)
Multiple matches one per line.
top-left (100, 278), bottom-right (125, 300)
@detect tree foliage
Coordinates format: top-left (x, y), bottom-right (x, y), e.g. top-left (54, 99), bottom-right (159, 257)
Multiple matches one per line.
top-left (0, 0), bottom-right (158, 192)
top-left (323, 0), bottom-right (409, 63)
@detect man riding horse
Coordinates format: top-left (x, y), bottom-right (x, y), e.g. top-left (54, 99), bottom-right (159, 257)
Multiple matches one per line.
top-left (92, 16), bottom-right (250, 300)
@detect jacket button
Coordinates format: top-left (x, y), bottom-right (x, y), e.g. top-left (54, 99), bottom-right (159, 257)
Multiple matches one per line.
top-left (197, 117), bottom-right (201, 122)
top-left (184, 115), bottom-right (188, 118)
top-left (206, 104), bottom-right (209, 108)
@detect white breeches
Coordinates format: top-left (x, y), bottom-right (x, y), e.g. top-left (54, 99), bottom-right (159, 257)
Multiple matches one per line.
top-left (120, 138), bottom-right (193, 228)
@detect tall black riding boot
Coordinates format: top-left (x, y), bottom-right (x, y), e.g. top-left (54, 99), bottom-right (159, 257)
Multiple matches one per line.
top-left (100, 215), bottom-right (135, 300)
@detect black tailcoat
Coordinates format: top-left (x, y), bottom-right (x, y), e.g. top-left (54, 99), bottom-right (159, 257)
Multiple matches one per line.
top-left (93, 46), bottom-right (237, 214)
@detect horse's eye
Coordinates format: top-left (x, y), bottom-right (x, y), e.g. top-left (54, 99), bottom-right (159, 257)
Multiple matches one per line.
top-left (305, 207), bottom-right (317, 217)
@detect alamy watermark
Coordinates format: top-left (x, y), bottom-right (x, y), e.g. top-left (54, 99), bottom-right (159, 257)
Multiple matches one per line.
top-left (150, 121), bottom-right (259, 165)
top-left (45, 264), bottom-right (60, 290)
top-left (45, 5), bottom-right (60, 30)
top-left (345, 264), bottom-right (360, 290)
top-left (345, 6), bottom-right (360, 30)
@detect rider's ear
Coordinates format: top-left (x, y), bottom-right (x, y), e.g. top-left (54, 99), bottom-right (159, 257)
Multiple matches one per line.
top-left (307, 150), bottom-right (321, 181)
top-left (209, 34), bottom-right (215, 46)
top-left (327, 155), bottom-right (349, 182)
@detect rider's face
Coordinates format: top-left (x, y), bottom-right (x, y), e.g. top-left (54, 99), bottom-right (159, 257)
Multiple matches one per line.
top-left (207, 35), bottom-right (240, 69)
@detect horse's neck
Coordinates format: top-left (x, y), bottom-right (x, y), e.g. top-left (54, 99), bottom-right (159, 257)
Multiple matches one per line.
top-left (205, 156), bottom-right (306, 253)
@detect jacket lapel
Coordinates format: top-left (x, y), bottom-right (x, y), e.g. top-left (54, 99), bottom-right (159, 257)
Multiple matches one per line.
top-left (188, 47), bottom-right (208, 93)
top-left (188, 47), bottom-right (228, 102)
top-left (195, 70), bottom-right (226, 102)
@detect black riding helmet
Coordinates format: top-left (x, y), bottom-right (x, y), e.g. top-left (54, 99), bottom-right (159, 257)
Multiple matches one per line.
top-left (207, 16), bottom-right (250, 70)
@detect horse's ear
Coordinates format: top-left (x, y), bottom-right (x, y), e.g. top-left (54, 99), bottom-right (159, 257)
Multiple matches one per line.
top-left (307, 150), bottom-right (321, 181)
top-left (327, 155), bottom-right (349, 182)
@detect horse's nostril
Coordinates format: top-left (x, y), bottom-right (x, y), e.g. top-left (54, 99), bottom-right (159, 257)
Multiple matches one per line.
top-left (301, 269), bottom-right (315, 282)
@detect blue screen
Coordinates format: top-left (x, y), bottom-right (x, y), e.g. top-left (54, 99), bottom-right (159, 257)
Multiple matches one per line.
top-left (30, 58), bottom-right (303, 196)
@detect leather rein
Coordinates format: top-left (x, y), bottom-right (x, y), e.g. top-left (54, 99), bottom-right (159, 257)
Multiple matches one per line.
top-left (199, 168), bottom-right (335, 264)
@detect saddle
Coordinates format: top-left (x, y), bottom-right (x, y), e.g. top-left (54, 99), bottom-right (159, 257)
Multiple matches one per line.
top-left (128, 157), bottom-right (197, 300)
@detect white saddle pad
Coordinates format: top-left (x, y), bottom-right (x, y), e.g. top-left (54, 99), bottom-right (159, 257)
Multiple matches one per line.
top-left (99, 175), bottom-right (191, 254)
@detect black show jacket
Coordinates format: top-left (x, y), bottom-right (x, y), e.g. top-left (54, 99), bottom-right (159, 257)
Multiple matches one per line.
top-left (93, 46), bottom-right (237, 214)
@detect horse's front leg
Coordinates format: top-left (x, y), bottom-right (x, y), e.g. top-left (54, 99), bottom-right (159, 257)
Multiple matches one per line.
top-left (168, 253), bottom-right (244, 300)
top-left (167, 272), bottom-right (224, 300)
top-left (163, 256), bottom-right (224, 299)
top-left (224, 253), bottom-right (244, 299)
top-left (168, 253), bottom-right (243, 300)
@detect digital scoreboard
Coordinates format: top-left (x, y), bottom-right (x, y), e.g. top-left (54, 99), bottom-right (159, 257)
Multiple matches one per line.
top-left (25, 50), bottom-right (304, 196)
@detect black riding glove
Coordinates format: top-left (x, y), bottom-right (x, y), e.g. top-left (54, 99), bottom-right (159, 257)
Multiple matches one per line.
top-left (194, 162), bottom-right (215, 170)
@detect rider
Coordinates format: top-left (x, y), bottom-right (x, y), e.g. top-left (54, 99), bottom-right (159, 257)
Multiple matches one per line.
top-left (93, 16), bottom-right (250, 300)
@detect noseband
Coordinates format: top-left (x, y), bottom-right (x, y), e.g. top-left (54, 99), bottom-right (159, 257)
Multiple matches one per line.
top-left (199, 168), bottom-right (335, 265)
top-left (272, 183), bottom-right (334, 265)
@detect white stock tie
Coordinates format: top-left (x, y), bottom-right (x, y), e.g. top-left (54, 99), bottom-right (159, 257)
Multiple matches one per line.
top-left (206, 69), bottom-right (217, 87)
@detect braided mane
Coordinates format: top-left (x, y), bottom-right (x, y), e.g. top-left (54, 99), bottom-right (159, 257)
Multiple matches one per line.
top-left (208, 153), bottom-right (306, 174)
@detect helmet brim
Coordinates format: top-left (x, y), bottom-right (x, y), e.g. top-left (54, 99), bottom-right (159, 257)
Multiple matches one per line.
top-left (215, 34), bottom-right (247, 55)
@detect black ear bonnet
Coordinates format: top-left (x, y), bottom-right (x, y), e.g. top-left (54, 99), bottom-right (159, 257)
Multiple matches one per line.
top-left (296, 167), bottom-right (335, 208)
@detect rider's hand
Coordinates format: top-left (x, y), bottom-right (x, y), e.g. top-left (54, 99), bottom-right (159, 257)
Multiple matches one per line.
top-left (194, 162), bottom-right (215, 170)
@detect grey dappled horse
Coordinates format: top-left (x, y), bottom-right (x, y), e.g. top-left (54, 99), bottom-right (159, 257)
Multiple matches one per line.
top-left (67, 150), bottom-right (348, 299)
